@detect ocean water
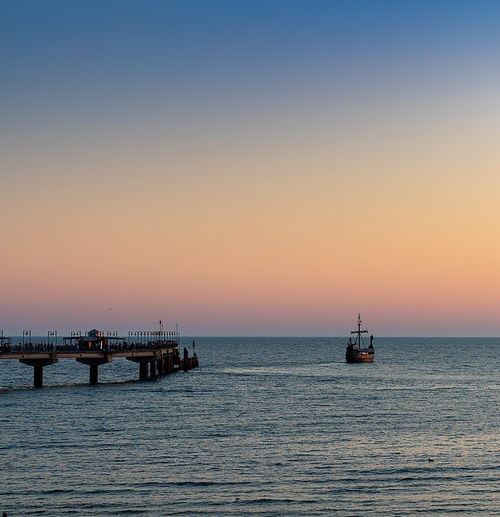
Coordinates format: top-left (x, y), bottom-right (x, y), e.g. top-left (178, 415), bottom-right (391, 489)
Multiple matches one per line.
top-left (2, 337), bottom-right (500, 516)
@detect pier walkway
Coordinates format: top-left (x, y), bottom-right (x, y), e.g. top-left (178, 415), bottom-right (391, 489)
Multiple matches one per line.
top-left (0, 330), bottom-right (198, 387)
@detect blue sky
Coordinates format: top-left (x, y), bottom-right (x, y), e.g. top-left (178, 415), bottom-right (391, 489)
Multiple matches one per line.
top-left (4, 1), bottom-right (499, 118)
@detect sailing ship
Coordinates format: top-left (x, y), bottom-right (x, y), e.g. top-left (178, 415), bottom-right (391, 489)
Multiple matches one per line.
top-left (345, 313), bottom-right (374, 363)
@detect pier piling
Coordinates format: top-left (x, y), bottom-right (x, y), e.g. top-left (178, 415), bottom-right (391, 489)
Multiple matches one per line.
top-left (19, 356), bottom-right (59, 388)
top-left (89, 364), bottom-right (98, 385)
top-left (76, 356), bottom-right (112, 385)
top-left (139, 362), bottom-right (148, 381)
top-left (34, 365), bottom-right (43, 388)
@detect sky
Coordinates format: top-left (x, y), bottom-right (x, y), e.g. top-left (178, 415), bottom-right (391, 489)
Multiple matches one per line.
top-left (1, 0), bottom-right (500, 337)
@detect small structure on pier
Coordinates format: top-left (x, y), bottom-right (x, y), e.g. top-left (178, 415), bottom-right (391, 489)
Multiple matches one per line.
top-left (0, 328), bottom-right (199, 388)
top-left (64, 329), bottom-right (124, 351)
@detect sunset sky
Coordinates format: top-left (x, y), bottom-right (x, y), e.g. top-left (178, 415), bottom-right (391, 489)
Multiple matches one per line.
top-left (2, 1), bottom-right (500, 337)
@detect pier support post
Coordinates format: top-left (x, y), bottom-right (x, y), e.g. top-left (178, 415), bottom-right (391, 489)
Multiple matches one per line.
top-left (192, 340), bottom-right (198, 368)
top-left (90, 364), bottom-right (98, 385)
top-left (150, 360), bottom-right (156, 378)
top-left (20, 355), bottom-right (58, 388)
top-left (183, 347), bottom-right (189, 371)
top-left (76, 356), bottom-right (112, 385)
top-left (34, 365), bottom-right (43, 388)
top-left (139, 362), bottom-right (148, 381)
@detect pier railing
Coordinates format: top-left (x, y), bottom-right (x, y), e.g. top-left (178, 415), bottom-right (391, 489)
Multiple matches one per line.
top-left (1, 340), bottom-right (179, 354)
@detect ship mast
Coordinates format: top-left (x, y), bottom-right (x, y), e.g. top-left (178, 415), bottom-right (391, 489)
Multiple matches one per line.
top-left (351, 313), bottom-right (368, 349)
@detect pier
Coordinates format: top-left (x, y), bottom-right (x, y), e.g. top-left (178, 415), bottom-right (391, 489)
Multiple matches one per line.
top-left (0, 329), bottom-right (198, 387)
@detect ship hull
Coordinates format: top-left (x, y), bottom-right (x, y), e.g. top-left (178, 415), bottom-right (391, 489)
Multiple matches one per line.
top-left (345, 347), bottom-right (374, 363)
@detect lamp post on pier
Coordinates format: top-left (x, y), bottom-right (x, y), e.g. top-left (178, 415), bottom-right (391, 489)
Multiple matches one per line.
top-left (22, 330), bottom-right (31, 345)
top-left (48, 331), bottom-right (57, 350)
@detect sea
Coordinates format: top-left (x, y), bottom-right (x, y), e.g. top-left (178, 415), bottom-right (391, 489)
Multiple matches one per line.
top-left (2, 336), bottom-right (500, 516)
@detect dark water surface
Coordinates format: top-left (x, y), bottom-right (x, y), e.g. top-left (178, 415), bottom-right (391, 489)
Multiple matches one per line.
top-left (2, 337), bottom-right (500, 516)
